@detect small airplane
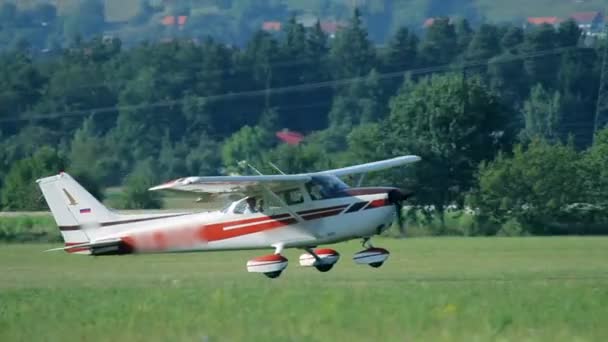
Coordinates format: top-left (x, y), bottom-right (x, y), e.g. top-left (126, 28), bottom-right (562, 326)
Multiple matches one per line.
top-left (37, 155), bottom-right (420, 278)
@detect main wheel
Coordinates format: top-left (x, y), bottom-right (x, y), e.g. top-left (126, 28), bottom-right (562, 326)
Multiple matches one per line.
top-left (264, 271), bottom-right (283, 278)
top-left (315, 264), bottom-right (334, 272)
top-left (369, 262), bottom-right (384, 268)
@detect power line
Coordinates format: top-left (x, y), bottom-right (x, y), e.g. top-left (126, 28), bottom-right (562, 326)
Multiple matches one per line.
top-left (0, 45), bottom-right (581, 124)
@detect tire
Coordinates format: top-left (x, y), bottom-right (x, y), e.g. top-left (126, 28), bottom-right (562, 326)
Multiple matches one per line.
top-left (264, 271), bottom-right (283, 278)
top-left (315, 264), bottom-right (334, 272)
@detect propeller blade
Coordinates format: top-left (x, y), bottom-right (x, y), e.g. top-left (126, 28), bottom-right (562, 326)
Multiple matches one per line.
top-left (388, 189), bottom-right (409, 236)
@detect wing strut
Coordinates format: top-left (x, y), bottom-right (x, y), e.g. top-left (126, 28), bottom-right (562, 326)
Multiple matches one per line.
top-left (262, 187), bottom-right (305, 223)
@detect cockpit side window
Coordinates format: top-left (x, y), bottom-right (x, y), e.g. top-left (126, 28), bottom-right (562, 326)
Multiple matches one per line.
top-left (306, 182), bottom-right (325, 200)
top-left (281, 188), bottom-right (304, 205)
top-left (305, 176), bottom-right (349, 200)
top-left (233, 200), bottom-right (247, 214)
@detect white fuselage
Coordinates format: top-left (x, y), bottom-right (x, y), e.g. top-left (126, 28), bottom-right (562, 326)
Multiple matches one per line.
top-left (70, 190), bottom-right (395, 254)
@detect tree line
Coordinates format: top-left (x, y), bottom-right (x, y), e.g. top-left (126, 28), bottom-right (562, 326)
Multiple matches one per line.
top-left (0, 10), bottom-right (606, 235)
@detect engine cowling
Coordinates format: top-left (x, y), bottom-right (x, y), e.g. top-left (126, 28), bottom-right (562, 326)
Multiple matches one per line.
top-left (353, 247), bottom-right (390, 268)
top-left (247, 254), bottom-right (288, 278)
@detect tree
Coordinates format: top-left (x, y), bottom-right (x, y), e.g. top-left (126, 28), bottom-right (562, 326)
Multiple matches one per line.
top-left (522, 24), bottom-right (559, 88)
top-left (1, 147), bottom-right (65, 210)
top-left (419, 17), bottom-right (458, 67)
top-left (381, 74), bottom-right (513, 229)
top-left (466, 23), bottom-right (501, 61)
top-left (580, 128), bottom-right (608, 214)
top-left (520, 84), bottom-right (562, 142)
top-left (382, 27), bottom-right (418, 95)
top-left (329, 9), bottom-right (376, 79)
top-left (68, 118), bottom-right (106, 199)
top-left (557, 19), bottom-right (582, 48)
top-left (328, 69), bottom-right (385, 128)
top-left (221, 125), bottom-right (274, 172)
top-left (119, 160), bottom-right (163, 209)
top-left (454, 18), bottom-right (474, 53)
top-left (469, 139), bottom-right (584, 235)
top-left (501, 25), bottom-right (524, 54)
top-left (488, 52), bottom-right (528, 108)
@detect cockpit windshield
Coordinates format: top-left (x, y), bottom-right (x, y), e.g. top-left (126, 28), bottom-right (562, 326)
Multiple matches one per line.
top-left (305, 175), bottom-right (349, 200)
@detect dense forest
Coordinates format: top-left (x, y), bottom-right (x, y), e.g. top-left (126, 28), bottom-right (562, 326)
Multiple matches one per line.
top-left (1, 10), bottom-right (607, 235)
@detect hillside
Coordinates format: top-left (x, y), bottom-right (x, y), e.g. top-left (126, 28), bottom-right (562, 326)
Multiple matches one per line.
top-left (2, 0), bottom-right (606, 30)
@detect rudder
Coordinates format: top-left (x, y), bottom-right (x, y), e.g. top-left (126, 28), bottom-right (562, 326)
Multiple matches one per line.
top-left (36, 172), bottom-right (118, 245)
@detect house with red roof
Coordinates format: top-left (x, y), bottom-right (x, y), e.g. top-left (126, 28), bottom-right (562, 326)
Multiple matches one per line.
top-left (570, 11), bottom-right (604, 34)
top-left (262, 21), bottom-right (282, 32)
top-left (161, 15), bottom-right (188, 28)
top-left (422, 17), bottom-right (454, 29)
top-left (526, 17), bottom-right (562, 27)
top-left (276, 130), bottom-right (304, 145)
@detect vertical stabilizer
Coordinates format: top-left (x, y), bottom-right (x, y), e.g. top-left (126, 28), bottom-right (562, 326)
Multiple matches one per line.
top-left (36, 172), bottom-right (118, 246)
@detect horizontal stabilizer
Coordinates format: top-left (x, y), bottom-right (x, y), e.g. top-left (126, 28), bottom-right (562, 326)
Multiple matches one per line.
top-left (44, 238), bottom-right (123, 252)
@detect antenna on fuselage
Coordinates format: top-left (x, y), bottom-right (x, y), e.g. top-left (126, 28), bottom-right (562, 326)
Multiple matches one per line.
top-left (238, 160), bottom-right (263, 176)
top-left (268, 161), bottom-right (286, 175)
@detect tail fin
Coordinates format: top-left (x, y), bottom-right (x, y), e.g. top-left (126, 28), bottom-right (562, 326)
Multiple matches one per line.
top-left (36, 172), bottom-right (118, 245)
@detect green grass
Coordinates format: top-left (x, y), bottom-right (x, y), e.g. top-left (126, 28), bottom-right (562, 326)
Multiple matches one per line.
top-left (2, 237), bottom-right (608, 341)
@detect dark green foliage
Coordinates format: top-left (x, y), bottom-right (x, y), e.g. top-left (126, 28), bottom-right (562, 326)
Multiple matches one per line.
top-left (0, 17), bottom-right (604, 237)
top-left (1, 147), bottom-right (65, 211)
top-left (117, 160), bottom-right (163, 210)
top-left (419, 17), bottom-right (458, 66)
top-left (329, 9), bottom-right (376, 79)
top-left (383, 74), bottom-right (513, 229)
top-left (520, 84), bottom-right (562, 142)
top-left (468, 139), bottom-right (600, 235)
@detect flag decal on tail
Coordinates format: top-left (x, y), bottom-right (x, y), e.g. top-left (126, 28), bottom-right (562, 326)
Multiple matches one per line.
top-left (80, 208), bottom-right (91, 214)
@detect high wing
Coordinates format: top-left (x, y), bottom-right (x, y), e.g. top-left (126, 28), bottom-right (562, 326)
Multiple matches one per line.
top-left (149, 155), bottom-right (420, 194)
top-left (149, 174), bottom-right (311, 194)
top-left (313, 155), bottom-right (421, 177)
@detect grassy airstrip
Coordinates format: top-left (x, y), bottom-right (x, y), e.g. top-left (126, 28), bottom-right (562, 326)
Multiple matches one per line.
top-left (2, 237), bottom-right (608, 341)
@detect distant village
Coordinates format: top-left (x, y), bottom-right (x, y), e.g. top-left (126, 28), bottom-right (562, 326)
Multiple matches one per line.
top-left (0, 0), bottom-right (606, 52)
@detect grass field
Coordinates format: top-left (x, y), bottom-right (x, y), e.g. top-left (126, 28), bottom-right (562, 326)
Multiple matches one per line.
top-left (2, 237), bottom-right (608, 341)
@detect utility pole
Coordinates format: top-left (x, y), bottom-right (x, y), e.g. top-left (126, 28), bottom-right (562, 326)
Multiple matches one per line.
top-left (594, 23), bottom-right (608, 141)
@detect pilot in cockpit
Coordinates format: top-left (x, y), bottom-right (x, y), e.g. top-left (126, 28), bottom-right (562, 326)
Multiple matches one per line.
top-left (244, 197), bottom-right (258, 214)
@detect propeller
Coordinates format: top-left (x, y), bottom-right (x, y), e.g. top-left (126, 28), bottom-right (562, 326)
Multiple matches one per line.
top-left (388, 189), bottom-right (410, 236)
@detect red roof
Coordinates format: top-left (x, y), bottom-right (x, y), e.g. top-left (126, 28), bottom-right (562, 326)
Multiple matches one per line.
top-left (570, 12), bottom-right (602, 24)
top-left (320, 21), bottom-right (344, 34)
top-left (527, 17), bottom-right (562, 25)
top-left (162, 15), bottom-right (188, 26)
top-left (161, 16), bottom-right (175, 26)
top-left (423, 18), bottom-right (435, 28)
top-left (276, 130), bottom-right (304, 145)
top-left (262, 21), bottom-right (281, 31)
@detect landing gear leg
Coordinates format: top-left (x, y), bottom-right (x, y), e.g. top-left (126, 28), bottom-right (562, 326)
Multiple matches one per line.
top-left (247, 243), bottom-right (288, 279)
top-left (361, 237), bottom-right (374, 248)
top-left (300, 247), bottom-right (338, 272)
top-left (355, 238), bottom-right (389, 268)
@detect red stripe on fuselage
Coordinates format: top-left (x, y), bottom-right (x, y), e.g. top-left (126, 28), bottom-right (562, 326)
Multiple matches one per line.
top-left (123, 202), bottom-right (386, 248)
top-left (199, 217), bottom-right (298, 242)
top-left (196, 205), bottom-right (350, 242)
top-left (364, 198), bottom-right (389, 209)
